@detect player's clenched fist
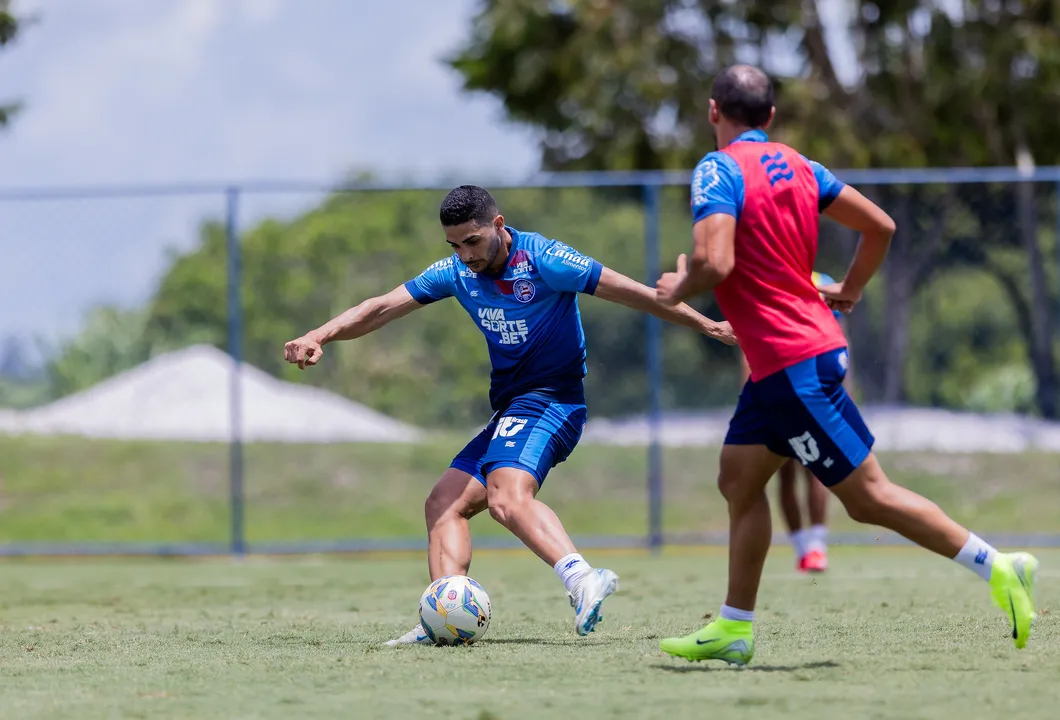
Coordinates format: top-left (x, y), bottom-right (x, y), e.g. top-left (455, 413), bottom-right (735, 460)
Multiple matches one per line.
top-left (284, 336), bottom-right (323, 370)
top-left (655, 253), bottom-right (690, 306)
top-left (816, 279), bottom-right (860, 315)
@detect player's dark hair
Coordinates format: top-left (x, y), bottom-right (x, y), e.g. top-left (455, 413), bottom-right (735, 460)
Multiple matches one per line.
top-left (439, 185), bottom-right (499, 227)
top-left (711, 65), bottom-right (774, 128)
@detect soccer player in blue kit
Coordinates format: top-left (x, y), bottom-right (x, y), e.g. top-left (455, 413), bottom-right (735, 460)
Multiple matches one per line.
top-left (284, 185), bottom-right (737, 644)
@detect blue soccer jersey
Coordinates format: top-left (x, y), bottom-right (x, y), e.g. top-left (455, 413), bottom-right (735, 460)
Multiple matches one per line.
top-left (404, 226), bottom-right (603, 411)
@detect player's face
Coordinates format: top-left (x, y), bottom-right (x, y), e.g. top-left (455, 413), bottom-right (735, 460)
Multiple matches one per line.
top-left (444, 216), bottom-right (506, 273)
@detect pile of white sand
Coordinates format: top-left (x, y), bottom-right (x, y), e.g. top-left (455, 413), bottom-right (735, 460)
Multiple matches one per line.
top-left (0, 344), bottom-right (423, 443)
top-left (4, 345), bottom-right (1058, 453)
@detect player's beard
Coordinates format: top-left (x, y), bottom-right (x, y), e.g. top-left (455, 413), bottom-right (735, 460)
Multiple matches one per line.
top-left (483, 232), bottom-right (503, 273)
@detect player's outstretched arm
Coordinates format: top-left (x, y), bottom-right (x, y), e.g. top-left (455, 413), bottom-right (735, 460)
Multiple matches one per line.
top-left (594, 266), bottom-right (737, 345)
top-left (818, 185), bottom-right (897, 313)
top-left (283, 284), bottom-right (424, 369)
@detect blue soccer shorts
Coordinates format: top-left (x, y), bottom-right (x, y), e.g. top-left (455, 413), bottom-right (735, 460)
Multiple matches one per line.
top-left (725, 347), bottom-right (875, 486)
top-left (450, 392), bottom-right (588, 488)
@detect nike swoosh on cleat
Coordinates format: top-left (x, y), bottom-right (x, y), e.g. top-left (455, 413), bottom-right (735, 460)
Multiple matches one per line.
top-left (695, 638), bottom-right (718, 645)
top-left (1009, 593), bottom-right (1017, 639)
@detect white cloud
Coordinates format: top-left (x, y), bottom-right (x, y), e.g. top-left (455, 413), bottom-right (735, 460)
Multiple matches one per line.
top-left (10, 0), bottom-right (48, 16)
top-left (233, 0), bottom-right (282, 26)
top-left (6, 0), bottom-right (228, 182)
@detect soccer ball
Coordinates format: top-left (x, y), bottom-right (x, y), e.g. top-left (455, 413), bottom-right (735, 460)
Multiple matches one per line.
top-left (418, 575), bottom-right (492, 646)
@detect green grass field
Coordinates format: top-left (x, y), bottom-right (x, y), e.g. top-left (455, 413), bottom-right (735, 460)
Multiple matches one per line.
top-left (0, 436), bottom-right (1058, 544)
top-left (1, 548), bottom-right (1056, 719)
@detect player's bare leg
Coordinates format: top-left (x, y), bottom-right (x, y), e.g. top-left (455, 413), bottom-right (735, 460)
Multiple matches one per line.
top-left (776, 459), bottom-right (806, 567)
top-left (829, 454), bottom-right (968, 556)
top-left (829, 453), bottom-right (1039, 648)
top-left (425, 468), bottom-right (488, 579)
top-left (802, 465), bottom-right (830, 572)
top-left (485, 466), bottom-right (574, 565)
top-left (718, 445), bottom-right (787, 612)
top-left (659, 444), bottom-right (783, 666)
top-left (777, 459), bottom-right (802, 533)
top-left (806, 465), bottom-right (828, 527)
top-left (486, 466), bottom-right (619, 636)
top-left (386, 469), bottom-right (489, 646)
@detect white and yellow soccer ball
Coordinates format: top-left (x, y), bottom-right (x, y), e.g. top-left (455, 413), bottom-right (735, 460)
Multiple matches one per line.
top-left (418, 575), bottom-right (492, 646)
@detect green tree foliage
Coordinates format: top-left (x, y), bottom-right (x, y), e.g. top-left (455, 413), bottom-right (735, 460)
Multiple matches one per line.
top-left (136, 187), bottom-right (735, 428)
top-left (449, 1), bottom-right (1060, 171)
top-left (448, 0), bottom-right (1060, 416)
top-left (28, 1), bottom-right (1060, 422)
top-left (0, 0), bottom-right (23, 128)
top-left (37, 180), bottom-right (1043, 426)
top-left (45, 307), bottom-right (154, 398)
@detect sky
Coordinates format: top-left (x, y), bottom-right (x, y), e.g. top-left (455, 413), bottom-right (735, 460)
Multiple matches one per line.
top-left (0, 0), bottom-right (858, 361)
top-left (0, 0), bottom-right (541, 355)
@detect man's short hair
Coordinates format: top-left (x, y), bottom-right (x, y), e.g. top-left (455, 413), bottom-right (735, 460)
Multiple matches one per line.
top-left (711, 65), bottom-right (774, 128)
top-left (439, 185), bottom-right (499, 227)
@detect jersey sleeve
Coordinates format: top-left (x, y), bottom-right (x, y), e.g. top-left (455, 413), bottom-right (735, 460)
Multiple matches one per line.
top-left (403, 257), bottom-right (457, 305)
top-left (801, 156), bottom-right (845, 211)
top-left (690, 152), bottom-right (744, 223)
top-left (537, 239), bottom-right (604, 295)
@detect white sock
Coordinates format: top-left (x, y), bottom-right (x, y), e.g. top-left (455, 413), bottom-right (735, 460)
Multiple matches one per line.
top-left (808, 524), bottom-right (828, 553)
top-left (953, 532), bottom-right (997, 582)
top-left (554, 553), bottom-right (592, 593)
top-left (720, 604), bottom-right (754, 623)
top-left (790, 529), bottom-right (809, 559)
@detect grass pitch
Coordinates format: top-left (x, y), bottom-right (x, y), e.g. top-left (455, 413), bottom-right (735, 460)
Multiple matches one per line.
top-left (0, 435), bottom-right (1057, 543)
top-left (1, 547), bottom-right (1056, 719)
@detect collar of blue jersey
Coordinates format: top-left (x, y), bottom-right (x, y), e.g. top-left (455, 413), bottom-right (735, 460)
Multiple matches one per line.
top-left (731, 128), bottom-right (768, 144)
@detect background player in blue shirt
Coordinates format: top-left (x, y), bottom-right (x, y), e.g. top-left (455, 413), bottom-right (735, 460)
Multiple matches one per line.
top-left (284, 185), bottom-right (736, 645)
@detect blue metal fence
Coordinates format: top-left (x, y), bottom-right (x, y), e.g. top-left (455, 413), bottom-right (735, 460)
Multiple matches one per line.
top-left (225, 188), bottom-right (246, 557)
top-left (0, 165), bottom-right (1058, 556)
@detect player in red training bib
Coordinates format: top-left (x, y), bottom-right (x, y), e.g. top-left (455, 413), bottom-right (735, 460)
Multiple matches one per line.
top-left (654, 64), bottom-right (1039, 666)
top-left (737, 269), bottom-right (851, 574)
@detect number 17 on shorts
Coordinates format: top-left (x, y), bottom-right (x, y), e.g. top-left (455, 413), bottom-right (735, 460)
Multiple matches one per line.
top-left (788, 430), bottom-right (820, 466)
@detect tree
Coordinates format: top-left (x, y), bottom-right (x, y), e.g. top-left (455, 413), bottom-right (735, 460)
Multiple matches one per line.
top-left (30, 6), bottom-right (1058, 421)
top-left (449, 0), bottom-right (1060, 416)
top-left (44, 306), bottom-right (155, 398)
top-left (0, 0), bottom-right (23, 128)
top-left (138, 187), bottom-right (686, 427)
